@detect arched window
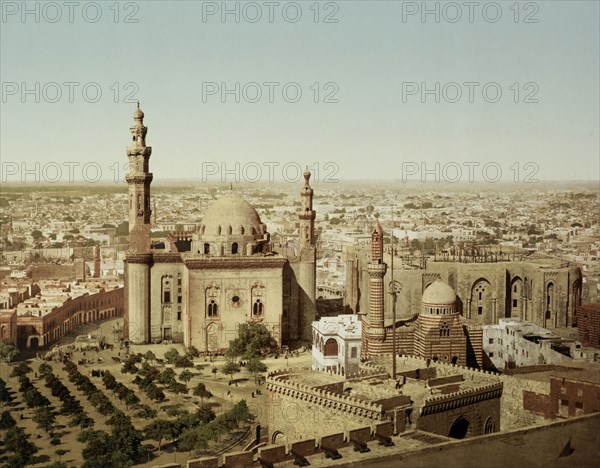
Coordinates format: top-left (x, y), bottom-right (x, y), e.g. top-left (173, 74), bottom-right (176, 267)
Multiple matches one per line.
top-left (204, 243), bottom-right (210, 254)
top-left (253, 299), bottom-right (263, 316)
top-left (231, 242), bottom-right (238, 254)
top-left (207, 300), bottom-right (218, 317)
top-left (324, 338), bottom-right (338, 356)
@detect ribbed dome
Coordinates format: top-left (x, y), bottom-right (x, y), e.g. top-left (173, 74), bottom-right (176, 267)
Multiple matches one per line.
top-left (422, 279), bottom-right (456, 305)
top-left (200, 192), bottom-right (264, 238)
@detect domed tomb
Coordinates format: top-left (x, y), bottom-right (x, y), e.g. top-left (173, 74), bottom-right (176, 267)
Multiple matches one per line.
top-left (194, 192), bottom-right (270, 256)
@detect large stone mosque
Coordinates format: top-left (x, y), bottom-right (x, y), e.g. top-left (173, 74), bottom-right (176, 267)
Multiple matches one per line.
top-left (123, 105), bottom-right (316, 350)
top-left (122, 103), bottom-right (583, 362)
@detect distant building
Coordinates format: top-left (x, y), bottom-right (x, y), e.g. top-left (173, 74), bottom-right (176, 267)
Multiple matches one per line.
top-left (483, 319), bottom-right (584, 370)
top-left (345, 240), bottom-right (583, 330)
top-left (312, 314), bottom-right (361, 376)
top-left (16, 283), bottom-right (124, 349)
top-left (361, 223), bottom-right (483, 368)
top-left (577, 304), bottom-right (600, 348)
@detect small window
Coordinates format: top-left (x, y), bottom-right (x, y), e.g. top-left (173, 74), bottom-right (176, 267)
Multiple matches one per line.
top-left (232, 242), bottom-right (238, 254)
top-left (204, 243), bottom-right (210, 254)
top-left (560, 399), bottom-right (568, 406)
top-left (351, 347), bottom-right (357, 358)
top-left (489, 352), bottom-right (494, 357)
top-left (489, 338), bottom-right (494, 344)
top-left (478, 306), bottom-right (483, 315)
top-left (177, 296), bottom-right (182, 304)
top-left (177, 311), bottom-right (182, 321)
top-left (575, 401), bottom-right (583, 409)
top-left (513, 299), bottom-right (518, 308)
top-left (577, 389), bottom-right (583, 397)
top-left (163, 291), bottom-right (171, 303)
top-left (253, 299), bottom-right (263, 316)
top-left (207, 300), bottom-right (218, 317)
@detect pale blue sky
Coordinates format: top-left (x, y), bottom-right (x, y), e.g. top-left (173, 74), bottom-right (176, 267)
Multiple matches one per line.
top-left (1, 1), bottom-right (598, 182)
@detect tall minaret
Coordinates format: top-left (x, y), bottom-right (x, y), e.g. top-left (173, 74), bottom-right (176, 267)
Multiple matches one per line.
top-left (297, 167), bottom-right (317, 341)
top-left (365, 221), bottom-right (387, 356)
top-left (125, 103), bottom-right (153, 344)
top-left (126, 102), bottom-right (153, 253)
top-left (299, 167), bottom-right (316, 249)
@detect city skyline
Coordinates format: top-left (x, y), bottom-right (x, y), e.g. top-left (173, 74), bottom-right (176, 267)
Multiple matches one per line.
top-left (1, 1), bottom-right (599, 182)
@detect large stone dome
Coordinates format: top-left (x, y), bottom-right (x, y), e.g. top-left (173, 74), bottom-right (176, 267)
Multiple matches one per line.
top-left (422, 279), bottom-right (456, 306)
top-left (195, 192), bottom-right (269, 256)
top-left (200, 192), bottom-right (264, 237)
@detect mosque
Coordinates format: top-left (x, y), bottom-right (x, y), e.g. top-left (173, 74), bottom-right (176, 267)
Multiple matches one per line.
top-left (123, 104), bottom-right (317, 350)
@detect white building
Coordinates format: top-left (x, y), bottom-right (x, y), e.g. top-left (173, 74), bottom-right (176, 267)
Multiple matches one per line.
top-left (483, 318), bottom-right (583, 369)
top-left (311, 314), bottom-right (361, 376)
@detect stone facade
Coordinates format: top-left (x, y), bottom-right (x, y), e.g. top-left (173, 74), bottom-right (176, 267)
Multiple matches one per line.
top-left (124, 106), bottom-right (317, 349)
top-left (577, 303), bottom-right (600, 348)
top-left (266, 364), bottom-right (502, 445)
top-left (345, 244), bottom-right (583, 330)
top-left (361, 225), bottom-right (483, 367)
top-left (0, 310), bottom-right (17, 345)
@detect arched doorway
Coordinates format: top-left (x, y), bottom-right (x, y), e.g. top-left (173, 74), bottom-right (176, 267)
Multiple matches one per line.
top-left (205, 323), bottom-right (219, 353)
top-left (29, 336), bottom-right (40, 350)
top-left (484, 417), bottom-right (495, 434)
top-left (449, 416), bottom-right (470, 439)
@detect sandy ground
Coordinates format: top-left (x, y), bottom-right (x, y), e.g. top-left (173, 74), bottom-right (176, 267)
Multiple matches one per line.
top-left (1, 317), bottom-right (312, 467)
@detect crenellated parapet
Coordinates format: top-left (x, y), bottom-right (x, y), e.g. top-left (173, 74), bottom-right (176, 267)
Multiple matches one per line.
top-left (266, 369), bottom-right (388, 420)
top-left (421, 382), bottom-right (504, 416)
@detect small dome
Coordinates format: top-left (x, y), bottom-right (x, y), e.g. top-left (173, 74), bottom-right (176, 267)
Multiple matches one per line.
top-left (422, 279), bottom-right (456, 305)
top-left (133, 102), bottom-right (144, 120)
top-left (200, 192), bottom-right (265, 240)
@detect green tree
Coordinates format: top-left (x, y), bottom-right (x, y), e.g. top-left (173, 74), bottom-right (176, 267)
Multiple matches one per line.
top-left (144, 350), bottom-right (156, 363)
top-left (0, 342), bottom-right (18, 363)
top-left (246, 357), bottom-right (268, 385)
top-left (159, 368), bottom-right (177, 386)
top-left (143, 419), bottom-right (175, 452)
top-left (192, 382), bottom-right (213, 402)
top-left (228, 323), bottom-right (278, 359)
top-left (221, 360), bottom-right (240, 384)
top-left (178, 370), bottom-right (193, 383)
top-left (0, 410), bottom-right (16, 429)
top-left (195, 403), bottom-right (216, 425)
top-left (164, 347), bottom-right (180, 364)
top-left (31, 229), bottom-right (43, 240)
top-left (169, 382), bottom-right (188, 395)
top-left (10, 361), bottom-right (32, 378)
top-left (3, 426), bottom-right (38, 467)
top-left (33, 406), bottom-right (56, 436)
top-left (55, 448), bottom-right (67, 462)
